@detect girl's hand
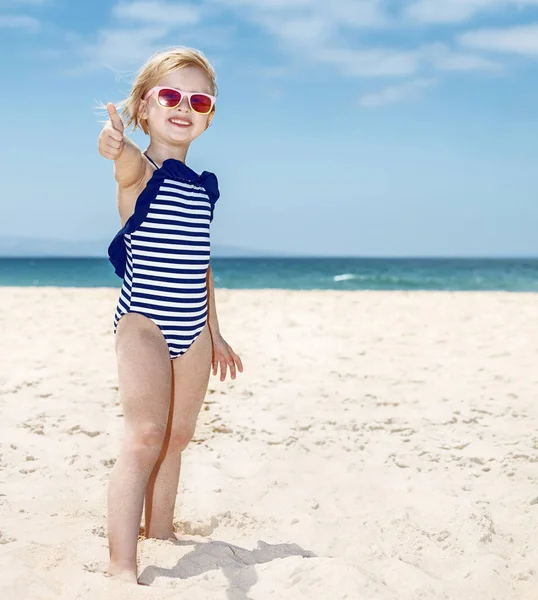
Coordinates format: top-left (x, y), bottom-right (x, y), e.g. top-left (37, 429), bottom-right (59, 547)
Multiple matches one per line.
top-left (99, 103), bottom-right (125, 160)
top-left (211, 332), bottom-right (243, 381)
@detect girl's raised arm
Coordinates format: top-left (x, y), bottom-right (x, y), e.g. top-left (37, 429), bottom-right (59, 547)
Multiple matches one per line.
top-left (98, 103), bottom-right (146, 189)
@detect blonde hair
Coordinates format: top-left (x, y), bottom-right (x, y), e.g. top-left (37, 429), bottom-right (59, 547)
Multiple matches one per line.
top-left (119, 47), bottom-right (217, 134)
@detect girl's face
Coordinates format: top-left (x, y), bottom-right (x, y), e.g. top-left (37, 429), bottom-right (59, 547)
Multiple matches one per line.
top-left (140, 66), bottom-right (214, 144)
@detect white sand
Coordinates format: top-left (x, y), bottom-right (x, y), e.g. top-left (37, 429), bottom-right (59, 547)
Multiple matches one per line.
top-left (0, 287), bottom-right (537, 599)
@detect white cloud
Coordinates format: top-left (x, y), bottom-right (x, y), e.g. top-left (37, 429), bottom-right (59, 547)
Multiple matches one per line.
top-left (230, 2), bottom-right (411, 77)
top-left (433, 51), bottom-right (501, 71)
top-left (209, 0), bottom-right (503, 79)
top-left (209, 0), bottom-right (314, 9)
top-left (319, 47), bottom-right (422, 77)
top-left (0, 14), bottom-right (40, 31)
top-left (359, 78), bottom-right (435, 107)
top-left (315, 0), bottom-right (387, 28)
top-left (80, 26), bottom-right (169, 71)
top-left (406, 0), bottom-right (495, 24)
top-left (459, 22), bottom-right (538, 55)
top-left (426, 42), bottom-right (502, 70)
top-left (315, 43), bottom-right (501, 80)
top-left (252, 16), bottom-right (499, 79)
top-left (77, 1), bottom-right (211, 71)
top-left (67, 0), bottom-right (533, 105)
top-left (405, 0), bottom-right (538, 24)
top-left (260, 14), bottom-right (336, 48)
top-left (211, 0), bottom-right (387, 28)
top-left (112, 1), bottom-right (201, 26)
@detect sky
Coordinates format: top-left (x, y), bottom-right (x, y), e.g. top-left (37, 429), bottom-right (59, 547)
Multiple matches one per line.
top-left (1, 0), bottom-right (537, 257)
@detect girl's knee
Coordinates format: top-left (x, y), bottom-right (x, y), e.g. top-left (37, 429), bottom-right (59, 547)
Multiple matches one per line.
top-left (126, 423), bottom-right (167, 461)
top-left (168, 425), bottom-right (196, 453)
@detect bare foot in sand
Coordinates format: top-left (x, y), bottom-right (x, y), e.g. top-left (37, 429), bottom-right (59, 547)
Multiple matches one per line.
top-left (147, 530), bottom-right (212, 544)
top-left (106, 565), bottom-right (138, 584)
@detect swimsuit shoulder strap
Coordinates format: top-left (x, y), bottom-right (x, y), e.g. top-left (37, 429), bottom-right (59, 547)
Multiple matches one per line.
top-left (144, 152), bottom-right (159, 169)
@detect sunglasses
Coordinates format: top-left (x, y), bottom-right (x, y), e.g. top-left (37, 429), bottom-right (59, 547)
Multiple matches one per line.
top-left (144, 86), bottom-right (216, 115)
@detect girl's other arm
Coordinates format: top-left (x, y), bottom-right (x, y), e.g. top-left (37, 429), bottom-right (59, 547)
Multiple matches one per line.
top-left (206, 265), bottom-right (221, 335)
top-left (206, 265), bottom-right (244, 381)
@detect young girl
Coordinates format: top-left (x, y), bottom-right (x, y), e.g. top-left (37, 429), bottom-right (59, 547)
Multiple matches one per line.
top-left (98, 47), bottom-right (243, 584)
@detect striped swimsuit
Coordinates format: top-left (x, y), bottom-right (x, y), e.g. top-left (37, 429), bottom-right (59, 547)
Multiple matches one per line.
top-left (108, 155), bottom-right (220, 360)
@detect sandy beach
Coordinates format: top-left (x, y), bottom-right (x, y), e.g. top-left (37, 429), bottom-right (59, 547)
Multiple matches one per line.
top-left (0, 287), bottom-right (537, 600)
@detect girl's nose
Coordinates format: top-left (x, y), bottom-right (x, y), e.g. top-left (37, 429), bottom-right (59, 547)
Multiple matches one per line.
top-left (177, 95), bottom-right (190, 110)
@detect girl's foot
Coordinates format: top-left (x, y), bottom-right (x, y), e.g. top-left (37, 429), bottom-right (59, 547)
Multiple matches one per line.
top-left (147, 529), bottom-right (211, 544)
top-left (106, 565), bottom-right (138, 584)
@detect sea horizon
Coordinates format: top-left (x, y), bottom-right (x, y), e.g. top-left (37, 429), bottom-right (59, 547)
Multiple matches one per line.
top-left (1, 256), bottom-right (537, 292)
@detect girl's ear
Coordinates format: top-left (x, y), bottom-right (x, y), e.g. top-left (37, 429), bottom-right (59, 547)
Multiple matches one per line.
top-left (139, 99), bottom-right (148, 121)
top-left (205, 108), bottom-right (215, 130)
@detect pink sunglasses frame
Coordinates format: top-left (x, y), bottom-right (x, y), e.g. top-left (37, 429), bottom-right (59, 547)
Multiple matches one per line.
top-left (143, 86), bottom-right (216, 114)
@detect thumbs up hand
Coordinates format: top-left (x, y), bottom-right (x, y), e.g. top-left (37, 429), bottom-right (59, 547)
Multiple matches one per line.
top-left (98, 103), bottom-right (125, 160)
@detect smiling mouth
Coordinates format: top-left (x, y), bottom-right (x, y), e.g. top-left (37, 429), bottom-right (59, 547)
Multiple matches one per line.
top-left (169, 118), bottom-right (192, 127)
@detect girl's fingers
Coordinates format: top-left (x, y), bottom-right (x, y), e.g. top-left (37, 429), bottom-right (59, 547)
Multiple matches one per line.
top-left (212, 360), bottom-right (218, 376)
top-left (108, 130), bottom-right (124, 143)
top-left (103, 151), bottom-right (121, 160)
top-left (232, 351), bottom-right (244, 373)
top-left (228, 358), bottom-right (237, 380)
top-left (220, 360), bottom-right (227, 382)
top-left (106, 140), bottom-right (121, 151)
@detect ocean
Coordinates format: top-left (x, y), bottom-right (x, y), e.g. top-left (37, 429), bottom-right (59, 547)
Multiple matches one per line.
top-left (0, 257), bottom-right (537, 291)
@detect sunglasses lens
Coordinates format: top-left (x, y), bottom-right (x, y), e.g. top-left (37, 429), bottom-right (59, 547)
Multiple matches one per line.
top-left (158, 88), bottom-right (182, 107)
top-left (190, 94), bottom-right (213, 114)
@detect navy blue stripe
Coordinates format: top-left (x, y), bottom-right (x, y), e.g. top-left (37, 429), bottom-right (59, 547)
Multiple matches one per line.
top-left (118, 296), bottom-right (130, 313)
top-left (149, 207), bottom-right (210, 220)
top-left (168, 338), bottom-right (198, 346)
top-left (132, 255), bottom-right (209, 266)
top-left (131, 300), bottom-right (207, 313)
top-left (160, 322), bottom-right (206, 332)
top-left (131, 303), bottom-right (207, 322)
top-left (116, 309), bottom-right (206, 324)
top-left (133, 236), bottom-right (210, 248)
top-left (134, 291), bottom-right (207, 304)
top-left (137, 225), bottom-right (209, 239)
top-left (165, 332), bottom-right (203, 341)
top-left (152, 198), bottom-right (210, 211)
top-left (131, 243), bottom-right (209, 256)
top-left (134, 282), bottom-right (206, 295)
top-left (133, 252), bottom-right (209, 261)
top-left (134, 273), bottom-right (207, 285)
top-left (145, 217), bottom-right (209, 229)
top-left (134, 272), bottom-right (206, 281)
top-left (133, 264), bottom-right (209, 277)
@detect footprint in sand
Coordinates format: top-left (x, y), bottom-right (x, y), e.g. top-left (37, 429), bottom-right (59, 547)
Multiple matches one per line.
top-left (0, 531), bottom-right (16, 545)
top-left (19, 419), bottom-right (45, 435)
top-left (91, 526), bottom-right (107, 538)
top-left (65, 425), bottom-right (101, 438)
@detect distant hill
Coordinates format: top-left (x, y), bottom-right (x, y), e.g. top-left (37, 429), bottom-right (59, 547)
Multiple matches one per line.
top-left (0, 237), bottom-right (278, 258)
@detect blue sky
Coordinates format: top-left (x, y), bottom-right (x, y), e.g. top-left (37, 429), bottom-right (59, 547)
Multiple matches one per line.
top-left (1, 0), bottom-right (538, 257)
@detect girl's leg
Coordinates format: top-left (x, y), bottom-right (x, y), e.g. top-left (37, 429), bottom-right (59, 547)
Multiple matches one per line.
top-left (144, 324), bottom-right (212, 539)
top-left (107, 313), bottom-right (172, 582)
